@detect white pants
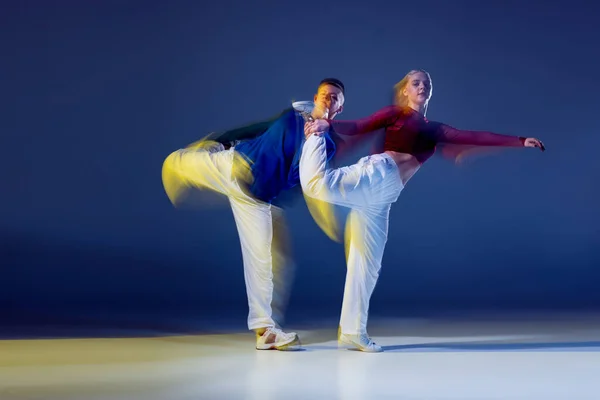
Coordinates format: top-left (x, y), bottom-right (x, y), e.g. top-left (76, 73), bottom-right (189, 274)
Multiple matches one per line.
top-left (162, 146), bottom-right (293, 330)
top-left (299, 134), bottom-right (403, 335)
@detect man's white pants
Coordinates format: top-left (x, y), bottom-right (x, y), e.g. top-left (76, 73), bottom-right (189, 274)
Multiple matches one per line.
top-left (162, 146), bottom-right (293, 330)
top-left (299, 134), bottom-right (403, 335)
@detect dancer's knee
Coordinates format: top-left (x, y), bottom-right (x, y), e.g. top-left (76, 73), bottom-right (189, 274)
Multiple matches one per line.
top-left (162, 150), bottom-right (188, 206)
top-left (300, 172), bottom-right (328, 200)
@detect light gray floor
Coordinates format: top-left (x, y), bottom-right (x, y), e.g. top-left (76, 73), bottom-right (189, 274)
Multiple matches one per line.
top-left (1, 314), bottom-right (599, 399)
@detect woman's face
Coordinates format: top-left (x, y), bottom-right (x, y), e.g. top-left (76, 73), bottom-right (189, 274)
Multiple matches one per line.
top-left (402, 71), bottom-right (432, 106)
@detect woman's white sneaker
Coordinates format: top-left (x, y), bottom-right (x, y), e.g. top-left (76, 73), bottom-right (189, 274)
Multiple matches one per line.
top-left (338, 332), bottom-right (383, 352)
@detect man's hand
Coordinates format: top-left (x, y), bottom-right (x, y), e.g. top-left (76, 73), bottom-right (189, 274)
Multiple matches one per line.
top-left (304, 120), bottom-right (330, 139)
top-left (524, 137), bottom-right (546, 152)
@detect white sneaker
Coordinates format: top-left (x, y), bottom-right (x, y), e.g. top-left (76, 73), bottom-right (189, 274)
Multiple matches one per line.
top-left (256, 327), bottom-right (300, 351)
top-left (339, 332), bottom-right (383, 353)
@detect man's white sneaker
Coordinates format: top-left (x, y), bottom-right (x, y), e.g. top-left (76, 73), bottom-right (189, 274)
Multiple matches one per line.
top-left (256, 327), bottom-right (300, 351)
top-left (339, 332), bottom-right (383, 353)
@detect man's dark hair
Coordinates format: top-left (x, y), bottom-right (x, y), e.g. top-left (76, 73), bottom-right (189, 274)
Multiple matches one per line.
top-left (319, 78), bottom-right (345, 95)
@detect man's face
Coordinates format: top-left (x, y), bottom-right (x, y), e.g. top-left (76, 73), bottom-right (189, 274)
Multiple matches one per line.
top-left (313, 84), bottom-right (344, 119)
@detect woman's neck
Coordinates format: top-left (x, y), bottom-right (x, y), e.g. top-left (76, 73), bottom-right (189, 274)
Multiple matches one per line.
top-left (408, 102), bottom-right (427, 116)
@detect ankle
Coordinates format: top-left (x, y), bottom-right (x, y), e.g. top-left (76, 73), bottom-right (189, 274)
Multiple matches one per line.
top-left (255, 327), bottom-right (273, 336)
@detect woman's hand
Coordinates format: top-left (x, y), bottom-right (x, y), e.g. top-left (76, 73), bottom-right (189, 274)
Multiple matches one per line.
top-left (524, 137), bottom-right (545, 151)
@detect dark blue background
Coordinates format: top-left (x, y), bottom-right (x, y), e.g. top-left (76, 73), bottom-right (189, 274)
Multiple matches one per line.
top-left (2, 0), bottom-right (598, 329)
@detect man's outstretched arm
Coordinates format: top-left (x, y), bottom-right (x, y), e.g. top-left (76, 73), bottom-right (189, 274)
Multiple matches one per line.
top-left (186, 108), bottom-right (293, 148)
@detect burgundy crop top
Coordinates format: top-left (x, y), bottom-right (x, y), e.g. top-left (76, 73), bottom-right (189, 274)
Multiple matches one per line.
top-left (328, 105), bottom-right (525, 164)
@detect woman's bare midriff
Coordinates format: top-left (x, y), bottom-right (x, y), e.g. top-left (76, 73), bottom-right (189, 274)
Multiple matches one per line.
top-left (384, 151), bottom-right (421, 186)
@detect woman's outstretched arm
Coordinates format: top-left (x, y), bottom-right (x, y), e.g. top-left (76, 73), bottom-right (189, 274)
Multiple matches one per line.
top-left (434, 123), bottom-right (545, 150)
top-left (320, 105), bottom-right (405, 136)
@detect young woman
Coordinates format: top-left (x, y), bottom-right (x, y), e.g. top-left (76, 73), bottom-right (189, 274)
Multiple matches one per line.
top-left (299, 70), bottom-right (545, 352)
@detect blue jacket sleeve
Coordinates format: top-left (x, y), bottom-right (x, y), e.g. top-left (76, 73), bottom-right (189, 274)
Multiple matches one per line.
top-left (187, 107), bottom-right (294, 147)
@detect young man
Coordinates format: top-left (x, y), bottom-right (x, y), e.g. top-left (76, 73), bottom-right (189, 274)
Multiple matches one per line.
top-left (162, 78), bottom-right (345, 350)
